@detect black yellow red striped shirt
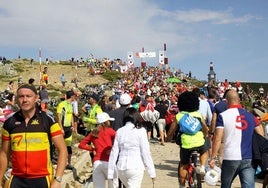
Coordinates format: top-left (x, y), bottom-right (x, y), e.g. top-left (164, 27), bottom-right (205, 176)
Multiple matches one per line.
top-left (2, 110), bottom-right (62, 178)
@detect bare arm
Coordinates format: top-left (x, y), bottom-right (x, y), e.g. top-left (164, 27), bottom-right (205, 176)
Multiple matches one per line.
top-left (166, 117), bottom-right (177, 142)
top-left (57, 113), bottom-right (63, 129)
top-left (209, 113), bottom-right (217, 134)
top-left (0, 140), bottom-right (10, 185)
top-left (209, 128), bottom-right (223, 168)
top-left (255, 124), bottom-right (264, 137)
top-left (81, 106), bottom-right (87, 113)
top-left (50, 135), bottom-right (67, 187)
top-left (200, 118), bottom-right (209, 136)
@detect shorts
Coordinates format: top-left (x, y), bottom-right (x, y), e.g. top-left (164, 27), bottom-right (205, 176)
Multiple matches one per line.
top-left (156, 118), bottom-right (166, 132)
top-left (9, 175), bottom-right (50, 188)
top-left (180, 137), bottom-right (210, 165)
top-left (262, 153), bottom-right (268, 172)
top-left (143, 121), bottom-right (153, 132)
top-left (63, 126), bottom-right (73, 146)
top-left (73, 115), bottom-right (79, 123)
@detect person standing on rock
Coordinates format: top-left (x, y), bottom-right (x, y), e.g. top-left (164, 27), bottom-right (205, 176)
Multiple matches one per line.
top-left (57, 90), bottom-right (75, 170)
top-left (82, 93), bottom-right (103, 132)
top-left (79, 112), bottom-right (116, 188)
top-left (82, 93), bottom-right (103, 162)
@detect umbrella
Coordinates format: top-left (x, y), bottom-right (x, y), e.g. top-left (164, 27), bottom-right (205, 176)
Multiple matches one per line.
top-left (166, 77), bottom-right (182, 83)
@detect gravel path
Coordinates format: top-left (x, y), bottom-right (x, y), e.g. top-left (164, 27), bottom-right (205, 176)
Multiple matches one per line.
top-left (61, 141), bottom-right (264, 188)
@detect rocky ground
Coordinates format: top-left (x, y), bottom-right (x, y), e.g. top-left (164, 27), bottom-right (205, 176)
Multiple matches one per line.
top-left (0, 61), bottom-right (109, 92)
top-left (61, 140), bottom-right (265, 188)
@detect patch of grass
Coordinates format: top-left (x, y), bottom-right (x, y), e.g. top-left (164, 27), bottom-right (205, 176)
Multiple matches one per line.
top-left (3, 60), bottom-right (13, 64)
top-left (0, 75), bottom-right (16, 82)
top-left (59, 61), bottom-right (72, 65)
top-left (102, 70), bottom-right (122, 82)
top-left (13, 63), bottom-right (25, 73)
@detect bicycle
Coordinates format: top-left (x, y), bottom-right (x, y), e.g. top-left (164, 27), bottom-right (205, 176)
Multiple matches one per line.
top-left (179, 150), bottom-right (202, 188)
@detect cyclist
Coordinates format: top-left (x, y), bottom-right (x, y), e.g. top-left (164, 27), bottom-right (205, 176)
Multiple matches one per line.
top-left (166, 91), bottom-right (209, 188)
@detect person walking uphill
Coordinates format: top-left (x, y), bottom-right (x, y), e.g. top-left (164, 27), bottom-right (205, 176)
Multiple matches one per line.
top-left (154, 97), bottom-right (168, 146)
top-left (108, 93), bottom-right (132, 131)
top-left (108, 107), bottom-right (156, 188)
top-left (78, 112), bottom-right (116, 188)
top-left (166, 91), bottom-right (209, 188)
top-left (0, 84), bottom-right (67, 188)
top-left (209, 89), bottom-right (264, 188)
top-left (57, 90), bottom-right (75, 170)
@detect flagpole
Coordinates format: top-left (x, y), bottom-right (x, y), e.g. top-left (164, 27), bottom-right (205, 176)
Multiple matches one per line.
top-left (39, 48), bottom-right (42, 86)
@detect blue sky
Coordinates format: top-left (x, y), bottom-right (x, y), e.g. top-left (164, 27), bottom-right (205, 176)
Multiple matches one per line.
top-left (0, 1), bottom-right (268, 83)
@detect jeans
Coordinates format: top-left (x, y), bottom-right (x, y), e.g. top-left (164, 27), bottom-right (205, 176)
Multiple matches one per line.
top-left (221, 159), bottom-right (255, 188)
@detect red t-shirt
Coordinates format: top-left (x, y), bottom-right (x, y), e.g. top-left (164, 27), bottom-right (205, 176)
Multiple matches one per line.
top-left (78, 126), bottom-right (116, 162)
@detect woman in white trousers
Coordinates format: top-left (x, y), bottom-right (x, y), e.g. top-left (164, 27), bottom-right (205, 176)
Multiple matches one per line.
top-left (108, 107), bottom-right (156, 188)
top-left (79, 112), bottom-right (117, 188)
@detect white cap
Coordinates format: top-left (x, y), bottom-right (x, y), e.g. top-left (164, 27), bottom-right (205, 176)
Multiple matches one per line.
top-left (204, 168), bottom-right (220, 186)
top-left (96, 112), bottom-right (115, 124)
top-left (119, 93), bottom-right (132, 105)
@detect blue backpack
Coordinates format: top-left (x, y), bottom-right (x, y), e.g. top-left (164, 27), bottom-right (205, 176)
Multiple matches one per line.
top-left (179, 113), bottom-right (202, 135)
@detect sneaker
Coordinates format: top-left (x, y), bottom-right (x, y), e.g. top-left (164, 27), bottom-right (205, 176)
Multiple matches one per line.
top-left (66, 164), bottom-right (74, 170)
top-left (149, 139), bottom-right (158, 143)
top-left (200, 165), bottom-right (206, 179)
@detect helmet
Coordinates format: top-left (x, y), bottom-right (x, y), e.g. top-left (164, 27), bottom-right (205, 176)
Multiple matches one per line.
top-left (204, 167), bottom-right (220, 186)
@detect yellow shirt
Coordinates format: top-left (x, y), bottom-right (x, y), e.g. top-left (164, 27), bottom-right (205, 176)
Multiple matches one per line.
top-left (57, 100), bottom-right (73, 127)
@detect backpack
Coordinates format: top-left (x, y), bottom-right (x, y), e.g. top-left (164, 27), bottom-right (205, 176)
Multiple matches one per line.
top-left (179, 113), bottom-right (202, 135)
top-left (175, 112), bottom-right (203, 146)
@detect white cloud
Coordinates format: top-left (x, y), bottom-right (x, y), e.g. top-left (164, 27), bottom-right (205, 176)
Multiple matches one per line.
top-left (0, 1), bottom-right (265, 82)
top-left (170, 8), bottom-right (256, 24)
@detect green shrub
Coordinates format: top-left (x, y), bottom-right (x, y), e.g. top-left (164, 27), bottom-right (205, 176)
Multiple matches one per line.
top-left (102, 70), bottom-right (121, 82)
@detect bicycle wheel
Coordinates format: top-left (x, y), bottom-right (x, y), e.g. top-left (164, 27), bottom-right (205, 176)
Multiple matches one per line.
top-left (190, 153), bottom-right (202, 188)
top-left (193, 169), bottom-right (202, 188)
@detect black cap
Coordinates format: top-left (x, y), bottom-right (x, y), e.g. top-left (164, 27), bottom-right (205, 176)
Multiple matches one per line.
top-left (18, 84), bottom-right (37, 95)
top-left (66, 90), bottom-right (75, 99)
top-left (89, 93), bottom-right (99, 101)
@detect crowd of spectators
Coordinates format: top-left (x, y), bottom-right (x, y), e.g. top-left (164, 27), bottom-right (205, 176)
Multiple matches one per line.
top-left (1, 58), bottom-right (268, 187)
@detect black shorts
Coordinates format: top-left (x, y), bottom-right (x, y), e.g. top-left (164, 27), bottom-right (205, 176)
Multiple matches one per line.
top-left (73, 115), bottom-right (79, 123)
top-left (262, 153), bottom-right (268, 172)
top-left (143, 121), bottom-right (154, 131)
top-left (10, 175), bottom-right (49, 188)
top-left (63, 126), bottom-right (73, 138)
top-left (180, 137), bottom-right (210, 165)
